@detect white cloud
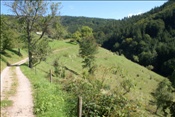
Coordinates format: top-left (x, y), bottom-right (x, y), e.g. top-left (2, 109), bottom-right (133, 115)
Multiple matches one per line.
top-left (127, 11), bottom-right (143, 18)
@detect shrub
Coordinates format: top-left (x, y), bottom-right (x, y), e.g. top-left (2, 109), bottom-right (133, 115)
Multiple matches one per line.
top-left (121, 79), bottom-right (134, 95)
top-left (152, 79), bottom-right (174, 115)
top-left (146, 65), bottom-right (154, 70)
top-left (133, 55), bottom-right (139, 62)
top-left (63, 73), bottom-right (140, 117)
top-left (53, 59), bottom-right (65, 78)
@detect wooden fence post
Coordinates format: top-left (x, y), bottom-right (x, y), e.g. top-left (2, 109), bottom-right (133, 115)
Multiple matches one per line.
top-left (50, 69), bottom-right (52, 83)
top-left (78, 96), bottom-right (82, 117)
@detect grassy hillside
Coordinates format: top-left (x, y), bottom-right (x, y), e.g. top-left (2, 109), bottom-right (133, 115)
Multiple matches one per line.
top-left (1, 49), bottom-right (28, 72)
top-left (20, 40), bottom-right (169, 116)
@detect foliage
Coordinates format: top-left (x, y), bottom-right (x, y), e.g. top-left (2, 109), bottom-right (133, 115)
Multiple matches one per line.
top-left (0, 15), bottom-right (19, 53)
top-left (72, 31), bottom-right (81, 43)
top-left (121, 79), bottom-right (134, 95)
top-left (63, 72), bottom-right (141, 117)
top-left (152, 79), bottom-right (174, 115)
top-left (31, 38), bottom-right (51, 67)
top-left (80, 26), bottom-right (93, 38)
top-left (52, 58), bottom-right (65, 78)
top-left (60, 16), bottom-right (115, 34)
top-left (47, 19), bottom-right (67, 40)
top-left (5, 0), bottom-right (61, 68)
top-left (146, 65), bottom-right (154, 71)
top-left (133, 55), bottom-right (139, 62)
top-left (79, 35), bottom-right (98, 73)
top-left (100, 1), bottom-right (175, 81)
top-left (169, 70), bottom-right (175, 88)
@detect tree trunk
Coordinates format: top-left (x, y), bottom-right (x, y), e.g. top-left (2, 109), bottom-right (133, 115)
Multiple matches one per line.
top-left (27, 21), bottom-right (33, 68)
top-left (27, 34), bottom-right (32, 68)
top-left (28, 50), bottom-right (33, 68)
top-left (18, 48), bottom-right (21, 56)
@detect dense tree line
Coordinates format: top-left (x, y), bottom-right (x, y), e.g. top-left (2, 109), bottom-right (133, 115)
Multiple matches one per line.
top-left (60, 16), bottom-right (116, 44)
top-left (102, 1), bottom-right (175, 79)
top-left (60, 16), bottom-right (115, 33)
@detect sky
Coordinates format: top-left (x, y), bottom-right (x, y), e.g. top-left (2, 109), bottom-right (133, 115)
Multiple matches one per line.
top-left (1, 1), bottom-right (167, 20)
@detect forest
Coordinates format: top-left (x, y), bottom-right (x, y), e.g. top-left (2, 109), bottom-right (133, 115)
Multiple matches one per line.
top-left (59, 1), bottom-right (175, 85)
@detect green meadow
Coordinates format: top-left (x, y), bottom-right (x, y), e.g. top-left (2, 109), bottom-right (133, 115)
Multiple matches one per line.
top-left (19, 40), bottom-right (167, 116)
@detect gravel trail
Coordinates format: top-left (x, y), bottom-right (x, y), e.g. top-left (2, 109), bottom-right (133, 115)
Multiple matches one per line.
top-left (1, 58), bottom-right (34, 117)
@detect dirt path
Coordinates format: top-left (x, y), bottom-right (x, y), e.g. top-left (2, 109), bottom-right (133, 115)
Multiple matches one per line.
top-left (52, 46), bottom-right (74, 53)
top-left (1, 58), bottom-right (34, 117)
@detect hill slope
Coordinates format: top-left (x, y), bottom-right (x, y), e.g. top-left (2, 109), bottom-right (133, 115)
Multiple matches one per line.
top-left (20, 40), bottom-right (168, 116)
top-left (1, 49), bottom-right (28, 72)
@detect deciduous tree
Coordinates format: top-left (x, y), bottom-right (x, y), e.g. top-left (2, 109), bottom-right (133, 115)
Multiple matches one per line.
top-left (79, 26), bottom-right (98, 74)
top-left (5, 0), bottom-right (61, 68)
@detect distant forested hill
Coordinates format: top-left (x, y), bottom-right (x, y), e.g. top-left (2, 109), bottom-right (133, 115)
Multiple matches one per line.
top-left (101, 1), bottom-right (175, 78)
top-left (60, 16), bottom-right (117, 44)
top-left (60, 16), bottom-right (116, 33)
top-left (60, 1), bottom-right (175, 82)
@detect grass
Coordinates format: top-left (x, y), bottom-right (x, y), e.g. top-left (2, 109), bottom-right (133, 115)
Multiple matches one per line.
top-left (19, 40), bottom-right (169, 116)
top-left (49, 39), bottom-right (74, 50)
top-left (1, 39), bottom-right (168, 116)
top-left (19, 40), bottom-right (80, 116)
top-left (21, 64), bottom-right (69, 117)
top-left (1, 48), bottom-right (28, 72)
top-left (0, 100), bottom-right (13, 108)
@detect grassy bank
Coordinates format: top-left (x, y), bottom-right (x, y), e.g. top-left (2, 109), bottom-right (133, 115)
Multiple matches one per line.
top-left (21, 64), bottom-right (69, 117)
top-left (1, 48), bottom-right (28, 72)
top-left (20, 40), bottom-right (74, 117)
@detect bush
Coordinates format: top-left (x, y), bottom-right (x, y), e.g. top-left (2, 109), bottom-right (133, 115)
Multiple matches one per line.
top-left (133, 55), bottom-right (139, 62)
top-left (53, 59), bottom-right (65, 78)
top-left (146, 65), bottom-right (154, 70)
top-left (63, 73), bottom-right (140, 117)
top-left (121, 79), bottom-right (134, 95)
top-left (152, 79), bottom-right (174, 115)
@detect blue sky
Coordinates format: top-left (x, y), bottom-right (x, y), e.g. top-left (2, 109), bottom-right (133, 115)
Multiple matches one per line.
top-left (1, 1), bottom-right (167, 20)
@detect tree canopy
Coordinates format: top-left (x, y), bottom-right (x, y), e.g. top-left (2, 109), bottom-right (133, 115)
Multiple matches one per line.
top-left (5, 0), bottom-right (61, 68)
